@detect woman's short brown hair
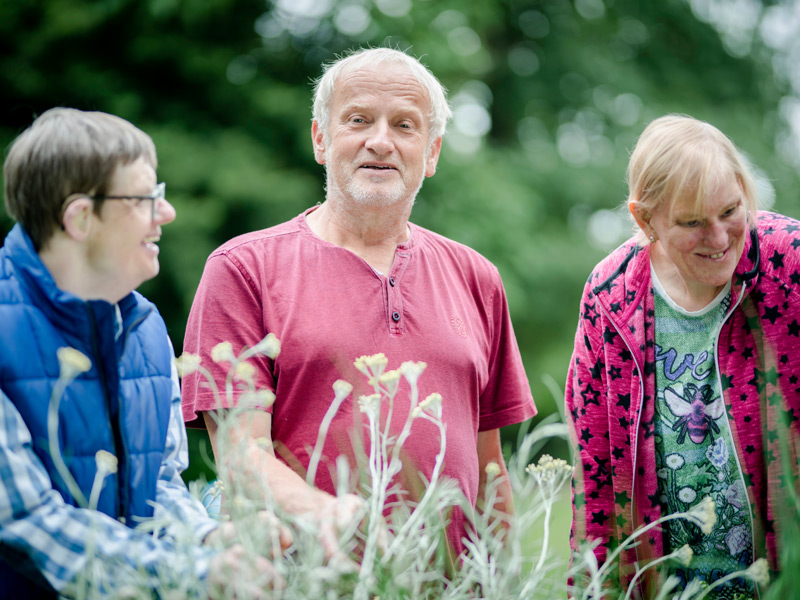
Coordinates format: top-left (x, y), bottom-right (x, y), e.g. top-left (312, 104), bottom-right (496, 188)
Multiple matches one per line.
top-left (4, 107), bottom-right (156, 250)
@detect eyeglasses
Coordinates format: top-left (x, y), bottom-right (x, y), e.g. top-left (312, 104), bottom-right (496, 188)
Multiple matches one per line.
top-left (90, 182), bottom-right (166, 221)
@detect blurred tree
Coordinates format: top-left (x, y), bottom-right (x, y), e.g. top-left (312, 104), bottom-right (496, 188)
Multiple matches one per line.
top-left (2, 0), bottom-right (798, 476)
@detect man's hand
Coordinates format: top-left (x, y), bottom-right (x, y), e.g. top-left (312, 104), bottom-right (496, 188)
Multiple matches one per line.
top-left (206, 411), bottom-right (371, 562)
top-left (313, 492), bottom-right (366, 560)
top-left (207, 544), bottom-right (283, 599)
top-left (204, 510), bottom-right (293, 556)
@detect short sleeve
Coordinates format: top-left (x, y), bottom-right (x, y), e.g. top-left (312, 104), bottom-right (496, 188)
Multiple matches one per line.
top-left (181, 251), bottom-right (275, 427)
top-left (477, 269), bottom-right (536, 431)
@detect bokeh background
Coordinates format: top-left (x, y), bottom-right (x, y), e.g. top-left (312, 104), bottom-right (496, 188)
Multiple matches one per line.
top-left (3, 0), bottom-right (800, 487)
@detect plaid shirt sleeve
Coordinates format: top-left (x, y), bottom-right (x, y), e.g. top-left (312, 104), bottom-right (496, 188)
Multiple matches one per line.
top-left (0, 361), bottom-right (217, 596)
top-left (150, 350), bottom-right (219, 544)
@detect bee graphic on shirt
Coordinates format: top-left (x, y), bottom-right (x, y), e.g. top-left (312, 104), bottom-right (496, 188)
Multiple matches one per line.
top-left (664, 383), bottom-right (725, 444)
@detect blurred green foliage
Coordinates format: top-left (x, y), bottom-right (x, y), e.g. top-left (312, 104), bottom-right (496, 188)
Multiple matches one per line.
top-left (2, 0), bottom-right (799, 472)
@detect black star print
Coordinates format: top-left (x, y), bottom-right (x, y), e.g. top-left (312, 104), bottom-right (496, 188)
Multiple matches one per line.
top-left (580, 428), bottom-right (593, 444)
top-left (791, 375), bottom-right (798, 384)
top-left (745, 444), bottom-right (755, 454)
top-left (768, 250), bottom-right (785, 269)
top-left (589, 469), bottom-right (611, 491)
top-left (583, 303), bottom-right (599, 326)
top-left (616, 393), bottom-right (631, 411)
top-left (589, 361), bottom-right (603, 380)
top-left (603, 327), bottom-right (618, 344)
top-left (591, 510), bottom-right (608, 526)
top-left (791, 271), bottom-right (800, 287)
top-left (583, 384), bottom-right (601, 406)
top-left (752, 290), bottom-right (766, 304)
top-left (626, 290), bottom-right (637, 303)
top-left (619, 348), bottom-right (632, 363)
top-left (742, 346), bottom-right (754, 359)
top-left (610, 302), bottom-right (621, 314)
top-left (647, 492), bottom-right (661, 509)
top-left (609, 366), bottom-right (622, 380)
top-left (784, 223), bottom-right (800, 234)
top-left (618, 415), bottom-right (630, 429)
top-left (792, 238), bottom-right (800, 250)
top-left (781, 354), bottom-right (789, 365)
top-left (789, 320), bottom-right (800, 337)
top-left (612, 446), bottom-right (625, 460)
top-left (594, 456), bottom-right (610, 475)
top-left (763, 304), bottom-right (782, 325)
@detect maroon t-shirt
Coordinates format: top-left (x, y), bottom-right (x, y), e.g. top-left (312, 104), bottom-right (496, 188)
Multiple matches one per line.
top-left (182, 208), bottom-right (535, 555)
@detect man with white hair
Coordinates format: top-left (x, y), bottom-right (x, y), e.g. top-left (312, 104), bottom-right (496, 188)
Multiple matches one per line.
top-left (182, 48), bottom-right (535, 561)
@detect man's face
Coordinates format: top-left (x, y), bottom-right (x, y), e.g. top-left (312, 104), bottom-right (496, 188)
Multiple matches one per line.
top-left (313, 62), bottom-right (442, 209)
top-left (86, 156), bottom-right (176, 301)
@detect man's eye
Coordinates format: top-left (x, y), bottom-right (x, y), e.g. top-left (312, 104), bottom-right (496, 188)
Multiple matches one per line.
top-left (682, 220), bottom-right (701, 228)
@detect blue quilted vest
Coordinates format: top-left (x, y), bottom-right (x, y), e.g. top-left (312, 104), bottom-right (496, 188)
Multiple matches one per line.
top-left (0, 225), bottom-right (173, 595)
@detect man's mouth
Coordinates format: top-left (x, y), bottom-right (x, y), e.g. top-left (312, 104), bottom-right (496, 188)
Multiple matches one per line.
top-left (361, 164), bottom-right (396, 170)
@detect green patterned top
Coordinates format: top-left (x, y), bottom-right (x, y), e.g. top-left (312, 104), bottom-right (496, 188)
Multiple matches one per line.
top-left (652, 271), bottom-right (754, 599)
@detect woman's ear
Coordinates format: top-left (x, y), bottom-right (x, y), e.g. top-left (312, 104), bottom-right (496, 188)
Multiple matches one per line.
top-left (61, 195), bottom-right (93, 241)
top-left (628, 200), bottom-right (653, 238)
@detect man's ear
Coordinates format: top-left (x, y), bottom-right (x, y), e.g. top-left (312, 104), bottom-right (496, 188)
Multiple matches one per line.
top-left (425, 136), bottom-right (442, 178)
top-left (61, 196), bottom-right (93, 241)
top-left (311, 120), bottom-right (327, 166)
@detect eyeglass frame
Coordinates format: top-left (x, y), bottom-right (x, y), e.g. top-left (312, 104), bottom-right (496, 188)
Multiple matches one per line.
top-left (89, 182), bottom-right (166, 221)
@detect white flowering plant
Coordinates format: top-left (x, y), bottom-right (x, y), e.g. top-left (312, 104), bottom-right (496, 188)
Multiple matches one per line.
top-left (41, 341), bottom-right (781, 599)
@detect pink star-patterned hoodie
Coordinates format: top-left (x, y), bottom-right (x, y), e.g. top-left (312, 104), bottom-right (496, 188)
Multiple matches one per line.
top-left (566, 211), bottom-right (800, 595)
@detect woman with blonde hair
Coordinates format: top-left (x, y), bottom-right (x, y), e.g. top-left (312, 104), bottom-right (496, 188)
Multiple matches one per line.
top-left (567, 114), bottom-right (800, 597)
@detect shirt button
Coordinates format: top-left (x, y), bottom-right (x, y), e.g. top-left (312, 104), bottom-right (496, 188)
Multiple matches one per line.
top-left (389, 277), bottom-right (396, 286)
top-left (392, 311), bottom-right (400, 322)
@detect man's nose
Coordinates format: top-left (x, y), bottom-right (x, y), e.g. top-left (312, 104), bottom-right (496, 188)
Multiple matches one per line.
top-left (365, 120), bottom-right (394, 155)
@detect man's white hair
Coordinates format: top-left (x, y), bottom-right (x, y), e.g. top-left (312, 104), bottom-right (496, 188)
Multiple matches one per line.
top-left (312, 47), bottom-right (452, 143)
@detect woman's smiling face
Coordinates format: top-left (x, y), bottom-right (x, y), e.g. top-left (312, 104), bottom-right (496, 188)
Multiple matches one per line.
top-left (643, 176), bottom-right (749, 302)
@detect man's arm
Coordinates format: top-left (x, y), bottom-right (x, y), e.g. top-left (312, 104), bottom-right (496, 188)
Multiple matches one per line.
top-left (476, 428), bottom-right (514, 533)
top-left (204, 409), bottom-right (363, 558)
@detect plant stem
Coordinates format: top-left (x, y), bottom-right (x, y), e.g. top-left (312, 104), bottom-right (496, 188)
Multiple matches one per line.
top-left (47, 379), bottom-right (88, 507)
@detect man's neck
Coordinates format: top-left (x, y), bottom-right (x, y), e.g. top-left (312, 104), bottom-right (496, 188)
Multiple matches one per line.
top-left (306, 200), bottom-right (412, 274)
